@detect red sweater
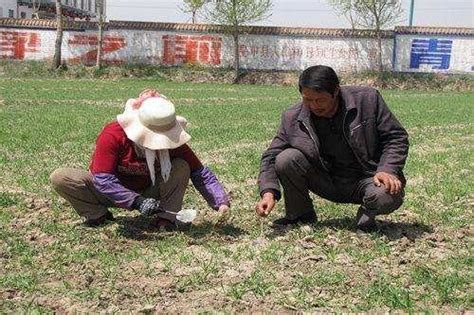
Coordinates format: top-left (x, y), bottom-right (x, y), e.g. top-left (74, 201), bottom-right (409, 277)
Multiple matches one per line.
top-left (90, 121), bottom-right (202, 192)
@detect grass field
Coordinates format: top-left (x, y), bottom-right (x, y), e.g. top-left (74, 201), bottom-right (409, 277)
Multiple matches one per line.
top-left (0, 77), bottom-right (473, 312)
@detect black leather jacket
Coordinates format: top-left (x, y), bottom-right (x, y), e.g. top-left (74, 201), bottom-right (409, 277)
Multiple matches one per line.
top-left (258, 86), bottom-right (409, 199)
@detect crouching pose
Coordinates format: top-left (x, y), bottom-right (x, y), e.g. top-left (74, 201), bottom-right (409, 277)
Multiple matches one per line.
top-left (51, 89), bottom-right (230, 228)
top-left (256, 65), bottom-right (409, 231)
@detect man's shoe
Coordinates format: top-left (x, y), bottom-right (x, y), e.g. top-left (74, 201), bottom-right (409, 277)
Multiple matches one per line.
top-left (273, 211), bottom-right (317, 226)
top-left (355, 206), bottom-right (377, 232)
top-left (84, 210), bottom-right (115, 227)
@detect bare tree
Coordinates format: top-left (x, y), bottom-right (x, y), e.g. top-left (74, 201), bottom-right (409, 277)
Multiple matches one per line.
top-left (328, 0), bottom-right (359, 29)
top-left (181, 0), bottom-right (209, 23)
top-left (206, 0), bottom-right (272, 82)
top-left (52, 0), bottom-right (63, 70)
top-left (32, 0), bottom-right (41, 19)
top-left (96, 0), bottom-right (105, 68)
top-left (328, 0), bottom-right (403, 72)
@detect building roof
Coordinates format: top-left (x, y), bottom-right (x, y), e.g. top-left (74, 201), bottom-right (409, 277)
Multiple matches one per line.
top-left (107, 20), bottom-right (394, 38)
top-left (0, 18), bottom-right (97, 30)
top-left (395, 26), bottom-right (474, 36)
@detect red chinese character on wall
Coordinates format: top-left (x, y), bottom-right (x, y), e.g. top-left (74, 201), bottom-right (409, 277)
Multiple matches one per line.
top-left (260, 45), bottom-right (270, 58)
top-left (162, 35), bottom-right (222, 65)
top-left (239, 44), bottom-right (249, 58)
top-left (367, 48), bottom-right (378, 61)
top-left (0, 31), bottom-right (40, 60)
top-left (68, 34), bottom-right (126, 65)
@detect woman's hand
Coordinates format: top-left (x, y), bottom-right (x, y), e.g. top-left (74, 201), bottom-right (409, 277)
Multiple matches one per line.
top-left (215, 204), bottom-right (231, 225)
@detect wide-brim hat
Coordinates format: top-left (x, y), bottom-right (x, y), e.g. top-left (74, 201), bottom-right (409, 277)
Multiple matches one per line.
top-left (117, 97), bottom-right (191, 150)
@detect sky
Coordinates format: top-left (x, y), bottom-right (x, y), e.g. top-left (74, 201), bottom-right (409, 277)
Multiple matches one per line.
top-left (106, 0), bottom-right (474, 28)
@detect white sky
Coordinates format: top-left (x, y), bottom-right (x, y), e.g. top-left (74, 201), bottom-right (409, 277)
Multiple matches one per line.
top-left (106, 0), bottom-right (474, 28)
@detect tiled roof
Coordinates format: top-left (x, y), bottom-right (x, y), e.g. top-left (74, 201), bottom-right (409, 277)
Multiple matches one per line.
top-left (1, 18), bottom-right (473, 37)
top-left (0, 18), bottom-right (97, 30)
top-left (107, 20), bottom-right (394, 38)
top-left (395, 26), bottom-right (474, 36)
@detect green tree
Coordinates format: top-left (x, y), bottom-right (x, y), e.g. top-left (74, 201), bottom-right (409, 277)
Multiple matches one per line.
top-left (206, 0), bottom-right (272, 82)
top-left (181, 0), bottom-right (210, 23)
top-left (328, 0), bottom-right (404, 72)
top-left (328, 0), bottom-right (359, 29)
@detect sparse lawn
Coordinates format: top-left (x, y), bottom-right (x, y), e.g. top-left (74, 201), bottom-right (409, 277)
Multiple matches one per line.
top-left (0, 78), bottom-right (472, 312)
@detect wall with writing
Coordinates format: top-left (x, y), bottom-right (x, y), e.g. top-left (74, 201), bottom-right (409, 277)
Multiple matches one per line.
top-left (0, 28), bottom-right (393, 72)
top-left (0, 20), bottom-right (472, 74)
top-left (228, 35), bottom-right (393, 72)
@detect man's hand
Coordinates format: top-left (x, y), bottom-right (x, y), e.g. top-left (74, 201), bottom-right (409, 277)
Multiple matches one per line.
top-left (373, 172), bottom-right (402, 195)
top-left (137, 198), bottom-right (160, 216)
top-left (255, 192), bottom-right (276, 217)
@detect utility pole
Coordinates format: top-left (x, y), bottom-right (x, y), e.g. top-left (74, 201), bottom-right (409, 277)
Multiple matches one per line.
top-left (409, 0), bottom-right (414, 26)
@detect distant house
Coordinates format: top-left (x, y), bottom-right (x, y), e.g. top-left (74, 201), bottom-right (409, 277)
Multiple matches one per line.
top-left (0, 0), bottom-right (105, 20)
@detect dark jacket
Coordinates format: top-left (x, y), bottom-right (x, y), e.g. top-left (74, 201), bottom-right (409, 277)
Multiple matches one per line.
top-left (258, 86), bottom-right (409, 199)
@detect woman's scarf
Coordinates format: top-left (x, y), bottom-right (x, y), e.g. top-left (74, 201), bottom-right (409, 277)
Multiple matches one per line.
top-left (143, 148), bottom-right (171, 186)
top-left (126, 89), bottom-right (174, 185)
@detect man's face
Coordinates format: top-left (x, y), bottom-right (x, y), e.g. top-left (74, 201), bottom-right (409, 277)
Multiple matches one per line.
top-left (301, 87), bottom-right (339, 118)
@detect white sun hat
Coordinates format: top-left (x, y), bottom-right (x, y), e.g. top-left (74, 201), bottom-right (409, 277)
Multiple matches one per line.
top-left (117, 96), bottom-right (191, 150)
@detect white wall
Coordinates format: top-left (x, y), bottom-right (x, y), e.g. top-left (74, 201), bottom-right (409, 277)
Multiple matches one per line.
top-left (395, 35), bottom-right (474, 74)
top-left (0, 27), bottom-right (394, 72)
top-left (64, 0), bottom-right (98, 15)
top-left (232, 34), bottom-right (393, 72)
top-left (0, 0), bottom-right (17, 18)
top-left (18, 6), bottom-right (33, 19)
top-left (0, 25), bottom-right (472, 74)
top-left (5, 0), bottom-right (101, 20)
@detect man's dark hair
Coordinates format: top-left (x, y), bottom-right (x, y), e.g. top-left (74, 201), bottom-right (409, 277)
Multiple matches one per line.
top-left (298, 65), bottom-right (340, 96)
